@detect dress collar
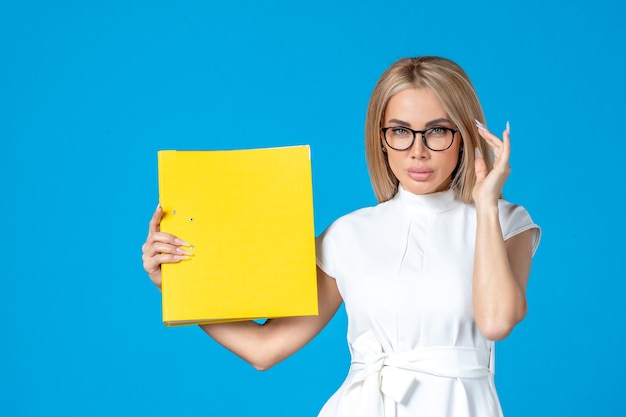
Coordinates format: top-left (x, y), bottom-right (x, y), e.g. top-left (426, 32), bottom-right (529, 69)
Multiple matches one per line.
top-left (395, 185), bottom-right (458, 214)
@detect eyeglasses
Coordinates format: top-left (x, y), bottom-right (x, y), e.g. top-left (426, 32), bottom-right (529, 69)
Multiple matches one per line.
top-left (380, 126), bottom-right (458, 151)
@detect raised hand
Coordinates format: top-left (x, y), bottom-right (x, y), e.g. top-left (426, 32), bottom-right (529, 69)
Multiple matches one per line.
top-left (473, 120), bottom-right (512, 206)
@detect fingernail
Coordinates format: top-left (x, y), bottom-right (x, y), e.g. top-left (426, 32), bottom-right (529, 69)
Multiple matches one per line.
top-left (173, 255), bottom-right (191, 261)
top-left (475, 119), bottom-right (488, 131)
top-left (506, 121), bottom-right (511, 134)
top-left (156, 202), bottom-right (162, 210)
top-left (475, 147), bottom-right (482, 159)
top-left (176, 247), bottom-right (193, 255)
top-left (174, 238), bottom-right (191, 247)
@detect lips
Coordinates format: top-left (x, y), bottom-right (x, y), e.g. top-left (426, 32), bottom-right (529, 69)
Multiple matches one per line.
top-left (407, 166), bottom-right (433, 181)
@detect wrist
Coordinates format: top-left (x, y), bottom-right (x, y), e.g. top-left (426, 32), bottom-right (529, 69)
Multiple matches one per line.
top-left (474, 199), bottom-right (499, 217)
top-left (472, 187), bottom-right (501, 210)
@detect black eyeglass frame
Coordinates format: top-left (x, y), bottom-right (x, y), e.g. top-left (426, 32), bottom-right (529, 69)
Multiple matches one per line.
top-left (380, 126), bottom-right (459, 151)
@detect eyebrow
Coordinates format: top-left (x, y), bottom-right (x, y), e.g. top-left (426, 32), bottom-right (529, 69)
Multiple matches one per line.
top-left (387, 118), bottom-right (454, 128)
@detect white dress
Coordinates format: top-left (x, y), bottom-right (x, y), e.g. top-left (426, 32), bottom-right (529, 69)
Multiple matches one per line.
top-left (315, 186), bottom-right (541, 417)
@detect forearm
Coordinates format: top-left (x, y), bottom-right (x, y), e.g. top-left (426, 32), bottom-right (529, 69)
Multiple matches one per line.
top-left (473, 203), bottom-right (527, 340)
top-left (199, 316), bottom-right (319, 371)
top-left (199, 267), bottom-right (342, 371)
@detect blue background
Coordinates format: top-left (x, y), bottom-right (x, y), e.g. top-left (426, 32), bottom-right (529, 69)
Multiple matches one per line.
top-left (2, 0), bottom-right (625, 416)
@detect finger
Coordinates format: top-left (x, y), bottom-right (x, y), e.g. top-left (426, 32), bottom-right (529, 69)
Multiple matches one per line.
top-left (143, 253), bottom-right (190, 274)
top-left (150, 241), bottom-right (193, 258)
top-left (476, 127), bottom-right (503, 149)
top-left (142, 240), bottom-right (193, 267)
top-left (476, 124), bottom-right (509, 165)
top-left (148, 231), bottom-right (189, 246)
top-left (474, 149), bottom-right (488, 181)
top-left (500, 121), bottom-right (511, 162)
top-left (475, 120), bottom-right (504, 142)
top-left (148, 204), bottom-right (163, 235)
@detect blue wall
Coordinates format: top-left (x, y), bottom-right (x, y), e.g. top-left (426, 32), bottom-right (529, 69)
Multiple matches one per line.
top-left (2, 0), bottom-right (624, 416)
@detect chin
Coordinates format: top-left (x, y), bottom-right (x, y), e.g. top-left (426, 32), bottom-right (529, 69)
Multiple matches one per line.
top-left (405, 185), bottom-right (438, 195)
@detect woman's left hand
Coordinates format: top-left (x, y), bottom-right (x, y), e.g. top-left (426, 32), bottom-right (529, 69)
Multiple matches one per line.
top-left (472, 121), bottom-right (511, 206)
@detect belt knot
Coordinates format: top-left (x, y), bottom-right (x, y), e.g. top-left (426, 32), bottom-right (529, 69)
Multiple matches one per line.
top-left (342, 329), bottom-right (491, 417)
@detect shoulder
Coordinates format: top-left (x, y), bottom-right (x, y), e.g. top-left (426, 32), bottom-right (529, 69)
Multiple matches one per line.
top-left (315, 199), bottom-right (398, 277)
top-left (496, 199), bottom-right (536, 229)
top-left (497, 199), bottom-right (542, 254)
top-left (322, 198), bottom-right (397, 236)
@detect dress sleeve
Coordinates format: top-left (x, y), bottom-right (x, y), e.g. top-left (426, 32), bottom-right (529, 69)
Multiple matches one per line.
top-left (498, 200), bottom-right (542, 256)
top-left (315, 226), bottom-right (337, 279)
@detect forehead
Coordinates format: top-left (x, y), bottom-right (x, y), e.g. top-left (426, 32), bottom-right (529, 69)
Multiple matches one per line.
top-left (384, 87), bottom-right (448, 123)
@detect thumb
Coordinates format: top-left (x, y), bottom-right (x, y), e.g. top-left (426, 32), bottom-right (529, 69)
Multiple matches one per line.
top-left (474, 147), bottom-right (488, 181)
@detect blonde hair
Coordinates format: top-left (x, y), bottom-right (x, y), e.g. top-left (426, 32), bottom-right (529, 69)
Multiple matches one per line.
top-left (365, 56), bottom-right (494, 204)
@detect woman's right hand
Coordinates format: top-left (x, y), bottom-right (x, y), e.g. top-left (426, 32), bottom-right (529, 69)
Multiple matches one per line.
top-left (141, 205), bottom-right (192, 289)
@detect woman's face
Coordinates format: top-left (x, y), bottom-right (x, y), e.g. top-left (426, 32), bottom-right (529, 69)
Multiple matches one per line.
top-left (382, 87), bottom-right (462, 195)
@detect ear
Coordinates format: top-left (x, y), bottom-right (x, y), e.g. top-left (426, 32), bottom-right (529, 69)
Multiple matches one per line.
top-left (380, 133), bottom-right (388, 153)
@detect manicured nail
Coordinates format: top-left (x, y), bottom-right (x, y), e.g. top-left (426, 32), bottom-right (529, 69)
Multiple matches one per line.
top-left (173, 255), bottom-right (191, 261)
top-left (475, 147), bottom-right (482, 159)
top-left (176, 247), bottom-right (193, 255)
top-left (475, 119), bottom-right (488, 131)
top-left (174, 238), bottom-right (191, 247)
top-left (506, 121), bottom-right (510, 134)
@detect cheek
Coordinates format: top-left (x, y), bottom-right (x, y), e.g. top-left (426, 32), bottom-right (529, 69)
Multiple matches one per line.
top-left (437, 150), bottom-right (461, 177)
top-left (385, 153), bottom-right (403, 178)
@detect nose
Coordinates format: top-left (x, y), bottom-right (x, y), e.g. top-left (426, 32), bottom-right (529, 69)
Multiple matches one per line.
top-left (410, 134), bottom-right (428, 159)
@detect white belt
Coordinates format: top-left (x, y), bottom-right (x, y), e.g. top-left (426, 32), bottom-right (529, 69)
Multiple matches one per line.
top-left (341, 330), bottom-right (492, 417)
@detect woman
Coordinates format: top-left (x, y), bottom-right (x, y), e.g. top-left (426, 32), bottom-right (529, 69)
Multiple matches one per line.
top-left (142, 56), bottom-right (541, 417)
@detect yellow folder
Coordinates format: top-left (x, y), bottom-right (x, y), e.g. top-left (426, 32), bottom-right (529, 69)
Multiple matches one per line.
top-left (157, 146), bottom-right (318, 326)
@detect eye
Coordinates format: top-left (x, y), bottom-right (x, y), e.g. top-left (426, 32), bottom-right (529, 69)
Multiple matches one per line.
top-left (391, 127), bottom-right (410, 136)
top-left (429, 127), bottom-right (447, 136)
